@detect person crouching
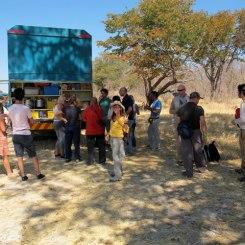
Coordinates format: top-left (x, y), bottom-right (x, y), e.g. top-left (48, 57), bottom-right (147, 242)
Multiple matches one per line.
top-left (109, 101), bottom-right (129, 182)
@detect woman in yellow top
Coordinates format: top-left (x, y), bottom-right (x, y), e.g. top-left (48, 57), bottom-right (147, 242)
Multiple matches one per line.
top-left (109, 101), bottom-right (128, 182)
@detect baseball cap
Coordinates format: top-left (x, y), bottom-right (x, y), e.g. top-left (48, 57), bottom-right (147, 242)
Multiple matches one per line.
top-left (189, 92), bottom-right (204, 99)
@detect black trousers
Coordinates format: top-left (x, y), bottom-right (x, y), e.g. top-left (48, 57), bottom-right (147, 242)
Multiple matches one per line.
top-left (86, 135), bottom-right (106, 164)
top-left (65, 126), bottom-right (81, 160)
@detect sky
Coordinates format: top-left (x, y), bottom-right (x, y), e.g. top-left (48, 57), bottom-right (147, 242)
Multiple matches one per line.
top-left (0, 0), bottom-right (244, 91)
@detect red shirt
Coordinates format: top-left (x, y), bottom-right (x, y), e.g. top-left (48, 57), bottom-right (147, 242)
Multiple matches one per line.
top-left (82, 105), bottom-right (104, 135)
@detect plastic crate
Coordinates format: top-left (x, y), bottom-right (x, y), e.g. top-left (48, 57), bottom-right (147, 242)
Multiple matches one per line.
top-left (43, 85), bottom-right (59, 95)
top-left (47, 111), bottom-right (54, 119)
top-left (25, 87), bottom-right (39, 95)
top-left (32, 111), bottom-right (39, 119)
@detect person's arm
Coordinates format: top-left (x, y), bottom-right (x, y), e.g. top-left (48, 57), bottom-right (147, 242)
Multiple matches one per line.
top-left (145, 104), bottom-right (160, 113)
top-left (234, 102), bottom-right (245, 126)
top-left (200, 116), bottom-right (207, 133)
top-left (176, 116), bottom-right (181, 124)
top-left (0, 118), bottom-right (6, 133)
top-left (82, 109), bottom-right (87, 122)
top-left (126, 106), bottom-right (132, 115)
top-left (26, 107), bottom-right (34, 127)
top-left (126, 97), bottom-right (133, 115)
top-left (169, 99), bottom-right (176, 114)
top-left (135, 104), bottom-right (140, 115)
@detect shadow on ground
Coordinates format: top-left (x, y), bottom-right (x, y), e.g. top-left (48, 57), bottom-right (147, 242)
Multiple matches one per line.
top-left (0, 113), bottom-right (244, 244)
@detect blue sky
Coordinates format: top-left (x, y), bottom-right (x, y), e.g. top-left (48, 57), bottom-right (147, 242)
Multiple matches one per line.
top-left (0, 0), bottom-right (244, 91)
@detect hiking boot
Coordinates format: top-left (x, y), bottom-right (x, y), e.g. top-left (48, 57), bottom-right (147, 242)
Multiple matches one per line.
top-left (182, 171), bottom-right (193, 178)
top-left (235, 168), bottom-right (244, 174)
top-left (238, 175), bottom-right (245, 182)
top-left (196, 167), bottom-right (206, 173)
top-left (177, 160), bottom-right (184, 166)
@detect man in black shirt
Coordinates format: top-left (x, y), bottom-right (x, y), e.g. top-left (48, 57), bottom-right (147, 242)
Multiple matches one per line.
top-left (119, 87), bottom-right (135, 154)
top-left (177, 92), bottom-right (207, 178)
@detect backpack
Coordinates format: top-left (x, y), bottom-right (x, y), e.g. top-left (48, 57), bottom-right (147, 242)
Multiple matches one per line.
top-left (177, 121), bottom-right (193, 139)
top-left (204, 141), bottom-right (221, 162)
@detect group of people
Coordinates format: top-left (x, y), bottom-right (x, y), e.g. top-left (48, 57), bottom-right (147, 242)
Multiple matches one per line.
top-left (169, 83), bottom-right (245, 182)
top-left (0, 83), bottom-right (244, 183)
top-left (51, 87), bottom-right (140, 182)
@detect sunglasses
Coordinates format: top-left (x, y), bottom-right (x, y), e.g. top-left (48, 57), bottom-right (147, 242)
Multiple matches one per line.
top-left (177, 89), bottom-right (185, 92)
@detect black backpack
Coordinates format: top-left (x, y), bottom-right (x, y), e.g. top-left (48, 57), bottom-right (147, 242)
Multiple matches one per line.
top-left (204, 141), bottom-right (221, 162)
top-left (177, 121), bottom-right (193, 139)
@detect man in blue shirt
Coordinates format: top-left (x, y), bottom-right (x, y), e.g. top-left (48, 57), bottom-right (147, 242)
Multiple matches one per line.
top-left (145, 91), bottom-right (162, 151)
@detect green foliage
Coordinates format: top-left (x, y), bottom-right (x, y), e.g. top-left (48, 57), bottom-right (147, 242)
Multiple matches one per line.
top-left (93, 53), bottom-right (139, 90)
top-left (98, 0), bottom-right (196, 96)
top-left (98, 0), bottom-right (244, 98)
top-left (188, 11), bottom-right (243, 97)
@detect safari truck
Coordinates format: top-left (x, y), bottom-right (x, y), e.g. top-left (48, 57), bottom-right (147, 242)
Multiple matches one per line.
top-left (7, 25), bottom-right (92, 131)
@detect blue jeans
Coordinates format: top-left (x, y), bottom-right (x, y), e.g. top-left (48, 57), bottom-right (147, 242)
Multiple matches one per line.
top-left (147, 118), bottom-right (160, 150)
top-left (53, 120), bottom-right (65, 156)
top-left (65, 126), bottom-right (81, 160)
top-left (125, 120), bottom-right (135, 154)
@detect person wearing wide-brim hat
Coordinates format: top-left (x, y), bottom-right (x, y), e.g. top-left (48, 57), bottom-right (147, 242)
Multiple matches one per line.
top-left (108, 100), bottom-right (128, 182)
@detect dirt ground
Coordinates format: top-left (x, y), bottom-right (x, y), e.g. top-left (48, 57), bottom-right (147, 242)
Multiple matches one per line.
top-left (0, 111), bottom-right (244, 245)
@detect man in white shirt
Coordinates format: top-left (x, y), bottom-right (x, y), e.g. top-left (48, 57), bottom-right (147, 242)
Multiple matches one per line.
top-left (8, 88), bottom-right (45, 181)
top-left (234, 84), bottom-right (245, 182)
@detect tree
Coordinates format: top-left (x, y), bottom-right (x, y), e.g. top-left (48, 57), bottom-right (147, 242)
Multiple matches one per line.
top-left (236, 9), bottom-right (245, 51)
top-left (189, 11), bottom-right (242, 98)
top-left (98, 0), bottom-right (195, 98)
top-left (93, 53), bottom-right (140, 90)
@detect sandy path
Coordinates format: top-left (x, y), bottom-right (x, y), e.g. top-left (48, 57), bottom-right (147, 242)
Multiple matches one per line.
top-left (0, 115), bottom-right (244, 245)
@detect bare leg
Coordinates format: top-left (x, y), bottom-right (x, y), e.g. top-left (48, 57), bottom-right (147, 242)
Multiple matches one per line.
top-left (32, 156), bottom-right (41, 175)
top-left (3, 156), bottom-right (13, 176)
top-left (17, 157), bottom-right (25, 177)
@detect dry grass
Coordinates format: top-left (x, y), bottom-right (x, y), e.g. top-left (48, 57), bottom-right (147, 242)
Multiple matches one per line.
top-left (0, 101), bottom-right (244, 245)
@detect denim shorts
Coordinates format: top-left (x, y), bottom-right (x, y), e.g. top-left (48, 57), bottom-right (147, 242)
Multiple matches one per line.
top-left (12, 135), bottom-right (37, 158)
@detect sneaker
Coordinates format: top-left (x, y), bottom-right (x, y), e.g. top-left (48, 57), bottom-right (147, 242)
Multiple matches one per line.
top-left (177, 161), bottom-right (184, 166)
top-left (196, 167), bottom-right (206, 173)
top-left (182, 171), bottom-right (193, 178)
top-left (235, 168), bottom-right (244, 174)
top-left (21, 176), bottom-right (28, 181)
top-left (37, 173), bottom-right (45, 179)
top-left (75, 158), bottom-right (81, 163)
top-left (110, 172), bottom-right (115, 178)
top-left (109, 177), bottom-right (122, 182)
top-left (238, 176), bottom-right (245, 182)
top-left (65, 159), bottom-right (71, 163)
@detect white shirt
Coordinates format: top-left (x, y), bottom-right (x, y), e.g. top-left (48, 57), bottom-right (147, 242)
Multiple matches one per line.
top-left (8, 104), bottom-right (32, 135)
top-left (235, 100), bottom-right (245, 130)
